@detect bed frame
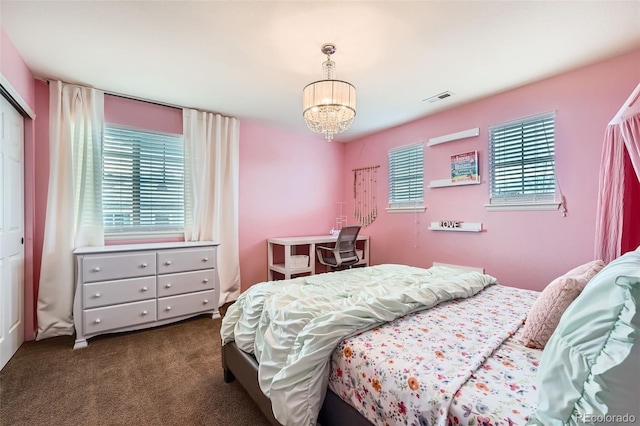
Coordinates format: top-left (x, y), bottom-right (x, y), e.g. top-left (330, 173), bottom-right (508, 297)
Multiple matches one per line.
top-left (222, 341), bottom-right (372, 426)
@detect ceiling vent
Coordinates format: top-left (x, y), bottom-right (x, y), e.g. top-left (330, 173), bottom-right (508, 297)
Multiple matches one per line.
top-left (423, 91), bottom-right (454, 103)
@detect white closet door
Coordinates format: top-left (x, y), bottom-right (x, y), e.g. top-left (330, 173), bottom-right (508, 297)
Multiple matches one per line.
top-left (0, 94), bottom-right (25, 370)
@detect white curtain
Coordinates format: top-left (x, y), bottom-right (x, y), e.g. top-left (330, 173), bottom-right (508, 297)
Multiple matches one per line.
top-left (595, 82), bottom-right (640, 262)
top-left (183, 109), bottom-right (240, 305)
top-left (36, 81), bottom-right (104, 340)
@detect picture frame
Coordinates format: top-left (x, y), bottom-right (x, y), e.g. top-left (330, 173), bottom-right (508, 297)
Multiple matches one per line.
top-left (451, 150), bottom-right (479, 183)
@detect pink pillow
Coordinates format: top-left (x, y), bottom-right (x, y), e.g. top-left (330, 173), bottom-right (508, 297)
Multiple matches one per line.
top-left (521, 260), bottom-right (605, 349)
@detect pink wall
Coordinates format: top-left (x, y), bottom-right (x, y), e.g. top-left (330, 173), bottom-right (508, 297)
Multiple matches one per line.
top-left (239, 121), bottom-right (344, 288)
top-left (0, 28), bottom-right (35, 111)
top-left (344, 49), bottom-right (640, 292)
top-left (104, 95), bottom-right (182, 135)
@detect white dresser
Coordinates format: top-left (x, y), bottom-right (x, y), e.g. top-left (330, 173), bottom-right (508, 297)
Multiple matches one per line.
top-left (72, 241), bottom-right (220, 349)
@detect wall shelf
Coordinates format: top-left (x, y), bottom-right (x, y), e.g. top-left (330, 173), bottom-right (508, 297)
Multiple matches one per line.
top-left (427, 127), bottom-right (480, 146)
top-left (428, 177), bottom-right (481, 188)
top-left (428, 221), bottom-right (483, 232)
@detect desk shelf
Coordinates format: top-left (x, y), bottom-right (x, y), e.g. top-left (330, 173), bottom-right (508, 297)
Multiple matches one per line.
top-left (270, 263), bottom-right (313, 276)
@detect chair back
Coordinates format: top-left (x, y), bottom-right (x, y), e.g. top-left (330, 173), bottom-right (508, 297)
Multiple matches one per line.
top-left (336, 225), bottom-right (361, 254)
top-left (316, 225), bottom-right (362, 270)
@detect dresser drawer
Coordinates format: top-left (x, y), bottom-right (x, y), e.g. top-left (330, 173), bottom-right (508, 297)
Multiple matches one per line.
top-left (83, 252), bottom-right (156, 283)
top-left (157, 290), bottom-right (216, 320)
top-left (83, 276), bottom-right (156, 309)
top-left (157, 269), bottom-right (215, 297)
top-left (83, 300), bottom-right (157, 334)
top-left (157, 247), bottom-right (216, 274)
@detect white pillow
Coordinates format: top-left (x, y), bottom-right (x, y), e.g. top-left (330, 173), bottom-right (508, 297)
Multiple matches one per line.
top-left (527, 248), bottom-right (640, 425)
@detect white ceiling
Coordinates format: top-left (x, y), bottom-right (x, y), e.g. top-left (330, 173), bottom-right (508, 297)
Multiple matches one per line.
top-left (2, 1), bottom-right (639, 142)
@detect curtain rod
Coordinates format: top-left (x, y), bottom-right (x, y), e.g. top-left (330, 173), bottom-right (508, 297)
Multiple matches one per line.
top-left (37, 76), bottom-right (228, 115)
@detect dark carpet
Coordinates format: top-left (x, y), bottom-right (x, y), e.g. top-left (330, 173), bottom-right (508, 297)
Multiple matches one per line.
top-left (0, 306), bottom-right (270, 426)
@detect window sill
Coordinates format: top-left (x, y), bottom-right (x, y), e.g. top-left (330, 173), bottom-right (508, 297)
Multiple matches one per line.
top-left (484, 202), bottom-right (561, 212)
top-left (386, 206), bottom-right (426, 213)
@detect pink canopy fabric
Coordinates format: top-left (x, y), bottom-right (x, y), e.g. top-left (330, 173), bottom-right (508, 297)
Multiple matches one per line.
top-left (595, 83), bottom-right (640, 263)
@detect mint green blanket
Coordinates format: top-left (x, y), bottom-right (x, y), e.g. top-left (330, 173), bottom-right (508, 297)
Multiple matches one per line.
top-left (221, 264), bottom-right (496, 426)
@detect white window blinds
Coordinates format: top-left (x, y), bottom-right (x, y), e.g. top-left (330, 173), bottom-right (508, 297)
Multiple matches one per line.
top-left (102, 125), bottom-right (185, 234)
top-left (388, 142), bottom-right (424, 208)
top-left (489, 112), bottom-right (556, 205)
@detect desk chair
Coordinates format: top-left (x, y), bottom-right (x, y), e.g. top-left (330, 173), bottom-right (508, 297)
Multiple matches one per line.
top-left (316, 225), bottom-right (362, 272)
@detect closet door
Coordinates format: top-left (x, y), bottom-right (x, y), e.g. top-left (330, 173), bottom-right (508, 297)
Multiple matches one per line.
top-left (0, 94), bottom-right (25, 370)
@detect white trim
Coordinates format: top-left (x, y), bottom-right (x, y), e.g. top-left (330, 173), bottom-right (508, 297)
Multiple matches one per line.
top-left (428, 177), bottom-right (481, 188)
top-left (0, 74), bottom-right (36, 119)
top-left (428, 221), bottom-right (482, 232)
top-left (484, 202), bottom-right (561, 211)
top-left (386, 206), bottom-right (426, 213)
top-left (73, 240), bottom-right (217, 254)
top-left (433, 262), bottom-right (484, 274)
top-left (427, 128), bottom-right (479, 146)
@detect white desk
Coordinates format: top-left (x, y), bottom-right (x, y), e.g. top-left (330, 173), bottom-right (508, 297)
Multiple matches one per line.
top-left (267, 234), bottom-right (370, 280)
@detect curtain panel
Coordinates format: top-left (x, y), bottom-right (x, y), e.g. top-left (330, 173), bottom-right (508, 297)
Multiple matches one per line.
top-left (595, 84), bottom-right (640, 263)
top-left (36, 81), bottom-right (104, 340)
top-left (183, 109), bottom-right (241, 305)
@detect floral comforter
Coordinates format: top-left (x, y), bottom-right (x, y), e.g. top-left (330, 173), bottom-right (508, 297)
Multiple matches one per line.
top-left (221, 264), bottom-right (497, 426)
top-left (329, 284), bottom-right (541, 426)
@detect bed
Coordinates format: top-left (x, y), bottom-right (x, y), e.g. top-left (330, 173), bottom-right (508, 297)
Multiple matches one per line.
top-left (221, 252), bottom-right (640, 426)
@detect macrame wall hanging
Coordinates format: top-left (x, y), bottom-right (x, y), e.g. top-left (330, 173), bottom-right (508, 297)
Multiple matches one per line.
top-left (353, 165), bottom-right (379, 227)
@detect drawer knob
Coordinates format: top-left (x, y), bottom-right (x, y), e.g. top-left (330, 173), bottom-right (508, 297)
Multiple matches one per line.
top-left (203, 299), bottom-right (209, 304)
top-left (165, 260), bottom-right (172, 266)
top-left (142, 310), bottom-right (148, 316)
top-left (94, 319), bottom-right (101, 324)
top-left (202, 257), bottom-right (209, 262)
top-left (165, 283), bottom-right (172, 289)
top-left (94, 293), bottom-right (101, 298)
top-left (166, 306), bottom-right (172, 311)
top-left (141, 286), bottom-right (148, 292)
top-left (141, 263), bottom-right (148, 268)
top-left (203, 278), bottom-right (209, 283)
top-left (93, 267), bottom-right (101, 272)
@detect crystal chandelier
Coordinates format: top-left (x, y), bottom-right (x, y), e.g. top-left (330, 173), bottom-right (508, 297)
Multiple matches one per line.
top-left (303, 44), bottom-right (356, 141)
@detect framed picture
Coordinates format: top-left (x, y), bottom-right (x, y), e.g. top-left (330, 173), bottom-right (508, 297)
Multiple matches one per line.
top-left (451, 150), bottom-right (479, 183)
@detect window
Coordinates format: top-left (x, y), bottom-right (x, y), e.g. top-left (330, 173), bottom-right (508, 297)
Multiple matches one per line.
top-left (487, 112), bottom-right (560, 211)
top-left (102, 125), bottom-right (185, 234)
top-left (387, 142), bottom-right (425, 212)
